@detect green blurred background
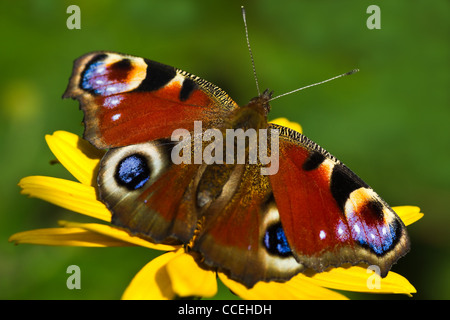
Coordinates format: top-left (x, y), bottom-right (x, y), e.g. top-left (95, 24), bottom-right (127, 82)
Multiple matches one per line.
top-left (1, 0), bottom-right (448, 299)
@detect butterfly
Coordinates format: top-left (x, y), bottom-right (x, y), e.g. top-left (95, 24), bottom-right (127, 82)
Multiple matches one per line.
top-left (63, 51), bottom-right (409, 288)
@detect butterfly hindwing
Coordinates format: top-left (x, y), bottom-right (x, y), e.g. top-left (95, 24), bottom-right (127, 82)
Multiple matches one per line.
top-left (63, 51), bottom-right (238, 149)
top-left (97, 139), bottom-right (201, 244)
top-left (192, 163), bottom-right (304, 288)
top-left (269, 123), bottom-right (410, 276)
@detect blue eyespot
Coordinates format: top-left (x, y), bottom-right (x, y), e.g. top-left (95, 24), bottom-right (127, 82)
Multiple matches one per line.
top-left (355, 219), bottom-right (400, 256)
top-left (81, 55), bottom-right (130, 96)
top-left (82, 60), bottom-right (103, 92)
top-left (114, 154), bottom-right (150, 190)
top-left (263, 223), bottom-right (292, 257)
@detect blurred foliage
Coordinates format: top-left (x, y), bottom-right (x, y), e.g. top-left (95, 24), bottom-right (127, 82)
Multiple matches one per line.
top-left (1, 0), bottom-right (448, 299)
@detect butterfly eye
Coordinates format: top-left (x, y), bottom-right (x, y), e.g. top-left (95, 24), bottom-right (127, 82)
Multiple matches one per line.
top-left (114, 154), bottom-right (151, 190)
top-left (263, 223), bottom-right (293, 257)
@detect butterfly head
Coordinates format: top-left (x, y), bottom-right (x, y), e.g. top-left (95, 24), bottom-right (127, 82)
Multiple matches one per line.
top-left (227, 89), bottom-right (273, 131)
top-left (248, 88), bottom-right (273, 116)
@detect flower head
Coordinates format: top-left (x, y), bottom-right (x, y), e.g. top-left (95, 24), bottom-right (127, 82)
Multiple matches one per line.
top-left (10, 120), bottom-right (423, 299)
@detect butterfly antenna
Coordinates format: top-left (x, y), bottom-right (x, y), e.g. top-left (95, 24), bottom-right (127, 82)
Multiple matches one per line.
top-left (241, 6), bottom-right (261, 96)
top-left (270, 69), bottom-right (359, 101)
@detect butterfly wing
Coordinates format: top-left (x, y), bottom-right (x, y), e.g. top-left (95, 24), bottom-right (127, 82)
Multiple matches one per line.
top-left (192, 163), bottom-right (304, 288)
top-left (188, 122), bottom-right (409, 288)
top-left (63, 51), bottom-right (238, 148)
top-left (64, 51), bottom-right (239, 244)
top-left (268, 123), bottom-right (410, 277)
top-left (97, 139), bottom-right (202, 244)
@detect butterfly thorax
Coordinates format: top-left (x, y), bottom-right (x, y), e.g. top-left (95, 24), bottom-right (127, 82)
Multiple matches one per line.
top-left (194, 91), bottom-right (273, 214)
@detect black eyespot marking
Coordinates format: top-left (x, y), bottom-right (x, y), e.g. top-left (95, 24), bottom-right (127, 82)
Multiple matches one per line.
top-left (179, 78), bottom-right (197, 101)
top-left (263, 223), bottom-right (293, 257)
top-left (90, 53), bottom-right (109, 64)
top-left (114, 154), bottom-right (151, 190)
top-left (330, 164), bottom-right (369, 211)
top-left (111, 58), bottom-right (132, 72)
top-left (362, 200), bottom-right (385, 222)
top-left (136, 59), bottom-right (177, 92)
top-left (302, 151), bottom-right (326, 171)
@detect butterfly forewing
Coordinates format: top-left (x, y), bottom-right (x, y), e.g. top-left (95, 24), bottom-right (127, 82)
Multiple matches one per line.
top-left (63, 51), bottom-right (238, 149)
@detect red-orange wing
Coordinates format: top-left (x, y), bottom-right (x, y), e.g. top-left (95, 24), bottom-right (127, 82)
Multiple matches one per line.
top-left (63, 51), bottom-right (238, 148)
top-left (269, 123), bottom-right (410, 276)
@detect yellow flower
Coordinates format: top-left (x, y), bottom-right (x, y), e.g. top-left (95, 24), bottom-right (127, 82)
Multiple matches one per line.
top-left (10, 120), bottom-right (423, 299)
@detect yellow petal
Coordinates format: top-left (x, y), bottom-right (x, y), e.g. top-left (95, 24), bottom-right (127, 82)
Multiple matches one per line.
top-left (270, 117), bottom-right (303, 134)
top-left (218, 273), bottom-right (347, 300)
top-left (122, 250), bottom-right (185, 300)
top-left (9, 227), bottom-right (134, 247)
top-left (19, 175), bottom-right (111, 222)
top-left (392, 206), bottom-right (424, 226)
top-left (59, 221), bottom-right (179, 252)
top-left (45, 131), bottom-right (104, 186)
top-left (306, 265), bottom-right (416, 296)
top-left (166, 253), bottom-right (217, 298)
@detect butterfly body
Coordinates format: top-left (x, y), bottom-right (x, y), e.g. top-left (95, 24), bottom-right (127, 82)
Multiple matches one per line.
top-left (64, 51), bottom-right (409, 288)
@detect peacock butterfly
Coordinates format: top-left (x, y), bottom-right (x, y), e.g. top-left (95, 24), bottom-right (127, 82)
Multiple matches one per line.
top-left (62, 19), bottom-right (409, 289)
